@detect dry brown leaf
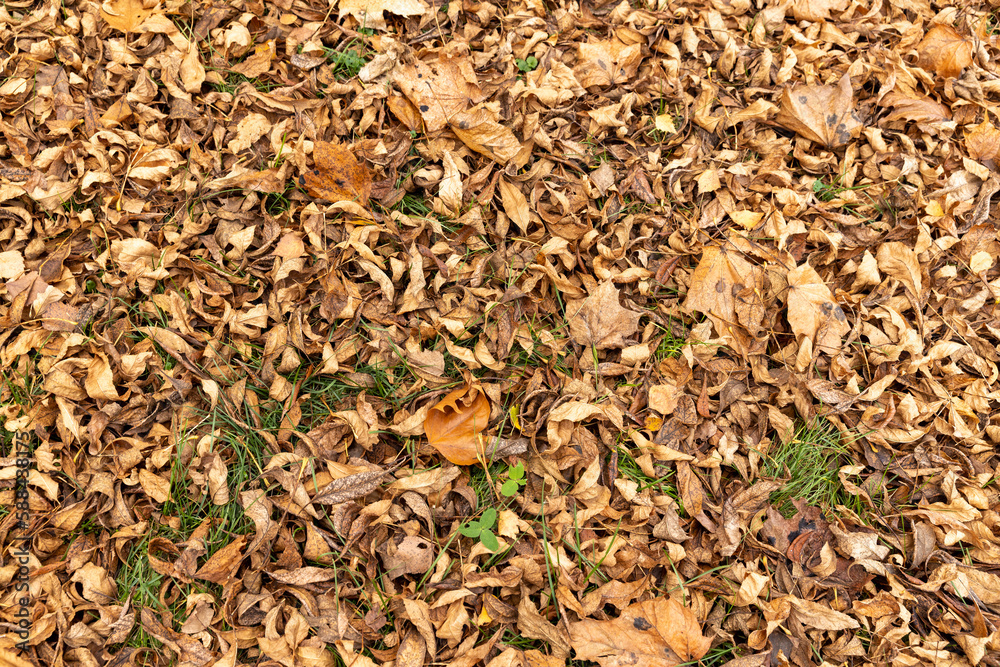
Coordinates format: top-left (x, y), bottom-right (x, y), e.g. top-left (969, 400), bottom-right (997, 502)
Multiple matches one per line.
top-left (916, 24), bottom-right (973, 78)
top-left (312, 467), bottom-right (393, 504)
top-left (774, 73), bottom-right (861, 148)
top-left (683, 244), bottom-right (762, 347)
top-left (791, 0), bottom-right (848, 22)
top-left (966, 118), bottom-right (1000, 162)
top-left (423, 385), bottom-right (491, 465)
top-left (337, 0), bottom-right (429, 31)
top-left (786, 262), bottom-right (850, 356)
top-left (299, 141), bottom-right (372, 206)
top-left (568, 598), bottom-right (712, 667)
top-left (567, 281), bottom-right (642, 350)
top-left (498, 178), bottom-right (530, 233)
top-left (100, 0), bottom-right (157, 32)
top-left (449, 106), bottom-right (524, 166)
top-left (574, 39), bottom-right (642, 88)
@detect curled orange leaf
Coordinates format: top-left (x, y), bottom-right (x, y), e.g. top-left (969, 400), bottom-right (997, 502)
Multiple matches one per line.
top-left (424, 385), bottom-right (491, 465)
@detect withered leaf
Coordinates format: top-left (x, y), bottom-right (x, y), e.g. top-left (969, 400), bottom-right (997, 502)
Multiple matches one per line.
top-left (568, 281), bottom-right (643, 350)
top-left (774, 73), bottom-right (861, 148)
top-left (916, 24), bottom-right (973, 78)
top-left (312, 467), bottom-right (393, 504)
top-left (569, 598), bottom-right (712, 667)
top-left (423, 385), bottom-right (492, 465)
top-left (299, 141), bottom-right (373, 206)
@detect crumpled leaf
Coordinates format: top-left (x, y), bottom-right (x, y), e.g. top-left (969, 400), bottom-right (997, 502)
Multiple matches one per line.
top-left (567, 281), bottom-right (643, 350)
top-left (423, 385), bottom-right (491, 465)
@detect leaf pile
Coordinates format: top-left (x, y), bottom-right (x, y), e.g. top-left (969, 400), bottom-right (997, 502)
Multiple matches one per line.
top-left (4, 1), bottom-right (1000, 666)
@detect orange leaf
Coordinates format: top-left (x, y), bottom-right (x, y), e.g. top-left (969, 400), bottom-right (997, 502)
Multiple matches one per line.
top-left (423, 385), bottom-right (491, 465)
top-left (299, 141), bottom-right (372, 206)
top-left (916, 24), bottom-right (973, 79)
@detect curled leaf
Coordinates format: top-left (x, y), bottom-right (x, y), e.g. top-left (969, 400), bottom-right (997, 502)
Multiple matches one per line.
top-left (423, 385), bottom-right (491, 465)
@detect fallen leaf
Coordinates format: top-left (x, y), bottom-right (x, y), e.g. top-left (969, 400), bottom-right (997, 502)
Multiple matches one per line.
top-left (786, 262), bottom-right (850, 356)
top-left (916, 24), bottom-right (973, 78)
top-left (424, 385), bottom-right (492, 465)
top-left (966, 118), bottom-right (1000, 162)
top-left (774, 73), bottom-right (861, 147)
top-left (299, 141), bottom-right (372, 206)
top-left (567, 281), bottom-right (643, 350)
top-left (568, 598), bottom-right (712, 667)
top-left (100, 0), bottom-right (157, 32)
top-left (337, 0), bottom-right (429, 31)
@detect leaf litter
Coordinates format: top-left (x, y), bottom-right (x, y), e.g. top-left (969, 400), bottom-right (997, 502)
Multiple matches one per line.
top-left (3, 1), bottom-right (1000, 667)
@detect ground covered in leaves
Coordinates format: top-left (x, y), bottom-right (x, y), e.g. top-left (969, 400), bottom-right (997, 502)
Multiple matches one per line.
top-left (4, 0), bottom-right (1000, 666)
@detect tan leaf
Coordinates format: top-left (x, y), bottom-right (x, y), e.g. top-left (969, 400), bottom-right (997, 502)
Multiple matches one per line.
top-left (774, 73), bottom-right (861, 147)
top-left (876, 242), bottom-right (922, 297)
top-left (788, 596), bottom-right (859, 630)
top-left (396, 57), bottom-right (484, 133)
top-left (916, 24), bottom-right (973, 78)
top-left (966, 118), bottom-right (1000, 162)
top-left (0, 250), bottom-right (24, 279)
top-left (790, 0), bottom-right (848, 22)
top-left (100, 0), bottom-right (157, 32)
top-left (682, 244), bottom-right (762, 345)
top-left (567, 281), bottom-right (642, 350)
top-left (40, 301), bottom-right (82, 332)
top-left (194, 535), bottom-right (246, 584)
top-left (139, 469), bottom-right (171, 503)
top-left (380, 535), bottom-right (434, 577)
top-left (299, 141), bottom-right (372, 206)
top-left (231, 41), bottom-right (275, 78)
top-left (337, 0), bottom-right (429, 31)
top-left (879, 92), bottom-right (952, 123)
top-left (312, 467), bottom-right (393, 504)
top-left (569, 598), bottom-right (712, 667)
top-left (498, 178), bottom-right (530, 233)
top-left (439, 150), bottom-right (464, 214)
top-left (449, 106), bottom-right (524, 165)
top-left (786, 262), bottom-right (850, 355)
top-left (180, 43), bottom-right (206, 93)
top-left (574, 39), bottom-right (642, 88)
top-left (423, 385), bottom-right (491, 465)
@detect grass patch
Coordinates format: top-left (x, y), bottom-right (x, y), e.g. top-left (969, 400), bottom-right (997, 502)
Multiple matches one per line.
top-left (763, 419), bottom-right (850, 517)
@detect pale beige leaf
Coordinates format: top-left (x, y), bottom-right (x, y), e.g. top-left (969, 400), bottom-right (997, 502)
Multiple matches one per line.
top-left (337, 0), bottom-right (429, 30)
top-left (774, 73), bottom-right (861, 147)
top-left (567, 281), bottom-right (642, 350)
top-left (498, 178), bottom-right (530, 233)
top-left (569, 598), bottom-right (712, 667)
top-left (786, 262), bottom-right (849, 355)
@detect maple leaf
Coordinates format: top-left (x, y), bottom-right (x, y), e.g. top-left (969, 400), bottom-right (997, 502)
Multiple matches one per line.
top-left (299, 141), bottom-right (373, 206)
top-left (916, 24), bottom-right (973, 79)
